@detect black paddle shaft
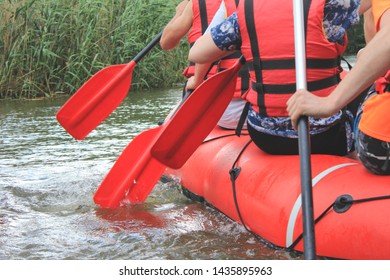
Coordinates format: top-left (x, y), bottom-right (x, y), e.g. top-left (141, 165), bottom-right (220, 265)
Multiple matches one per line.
top-left (298, 116), bottom-right (316, 259)
top-left (133, 31), bottom-right (163, 63)
top-left (294, 0), bottom-right (317, 260)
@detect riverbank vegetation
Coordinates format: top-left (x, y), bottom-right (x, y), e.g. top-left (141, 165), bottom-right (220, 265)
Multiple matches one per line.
top-left (0, 0), bottom-right (365, 99)
top-left (0, 0), bottom-right (188, 98)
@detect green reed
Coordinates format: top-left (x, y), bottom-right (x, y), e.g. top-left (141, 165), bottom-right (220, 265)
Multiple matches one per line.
top-left (0, 0), bottom-right (189, 98)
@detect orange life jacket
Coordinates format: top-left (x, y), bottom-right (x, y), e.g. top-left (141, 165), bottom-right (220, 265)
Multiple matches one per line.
top-left (372, 0), bottom-right (390, 31)
top-left (357, 2), bottom-right (390, 142)
top-left (359, 71), bottom-right (390, 142)
top-left (217, 0), bottom-right (249, 98)
top-left (237, 0), bottom-right (346, 116)
top-left (183, 0), bottom-right (222, 78)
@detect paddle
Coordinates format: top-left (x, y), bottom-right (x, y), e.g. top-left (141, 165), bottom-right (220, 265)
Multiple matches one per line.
top-left (56, 31), bottom-right (163, 140)
top-left (151, 56), bottom-right (246, 169)
top-left (293, 0), bottom-right (316, 259)
top-left (94, 57), bottom-right (244, 207)
top-left (94, 90), bottom-right (193, 208)
top-left (93, 126), bottom-right (166, 208)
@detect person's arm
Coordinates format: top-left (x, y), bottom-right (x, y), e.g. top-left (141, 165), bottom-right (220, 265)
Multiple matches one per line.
top-left (186, 32), bottom-right (235, 90)
top-left (287, 9), bottom-right (390, 130)
top-left (160, 0), bottom-right (193, 50)
top-left (364, 8), bottom-right (376, 43)
top-left (186, 33), bottom-right (231, 90)
top-left (189, 11), bottom-right (241, 63)
top-left (187, 13), bottom-right (239, 90)
top-left (189, 32), bottom-right (232, 63)
top-left (359, 0), bottom-right (372, 15)
top-left (185, 62), bottom-right (213, 90)
top-left (185, 1), bottom-right (228, 91)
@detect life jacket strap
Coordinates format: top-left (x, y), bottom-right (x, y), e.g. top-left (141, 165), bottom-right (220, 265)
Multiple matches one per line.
top-left (235, 101), bottom-right (251, 136)
top-left (251, 73), bottom-right (340, 95)
top-left (245, 57), bottom-right (341, 70)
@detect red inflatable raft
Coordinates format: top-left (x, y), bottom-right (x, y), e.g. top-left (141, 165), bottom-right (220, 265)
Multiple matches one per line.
top-left (163, 126), bottom-right (390, 260)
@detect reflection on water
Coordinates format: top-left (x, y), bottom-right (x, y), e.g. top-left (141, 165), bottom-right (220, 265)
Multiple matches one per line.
top-left (0, 88), bottom-right (301, 260)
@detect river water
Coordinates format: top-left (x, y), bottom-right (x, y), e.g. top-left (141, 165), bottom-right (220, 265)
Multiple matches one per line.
top-left (0, 88), bottom-right (303, 260)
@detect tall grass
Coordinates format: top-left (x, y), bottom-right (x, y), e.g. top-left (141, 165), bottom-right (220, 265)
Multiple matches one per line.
top-left (346, 19), bottom-right (365, 55)
top-left (0, 0), bottom-right (189, 98)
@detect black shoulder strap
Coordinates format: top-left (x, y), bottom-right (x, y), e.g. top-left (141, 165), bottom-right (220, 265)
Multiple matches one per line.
top-left (303, 0), bottom-right (312, 37)
top-left (244, 0), bottom-right (266, 115)
top-left (341, 56), bottom-right (353, 70)
top-left (198, 0), bottom-right (209, 34)
top-left (235, 0), bottom-right (240, 7)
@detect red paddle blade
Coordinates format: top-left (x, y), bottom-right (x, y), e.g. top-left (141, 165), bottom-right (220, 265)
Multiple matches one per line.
top-left (93, 126), bottom-right (166, 208)
top-left (56, 62), bottom-right (136, 140)
top-left (151, 57), bottom-right (245, 169)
